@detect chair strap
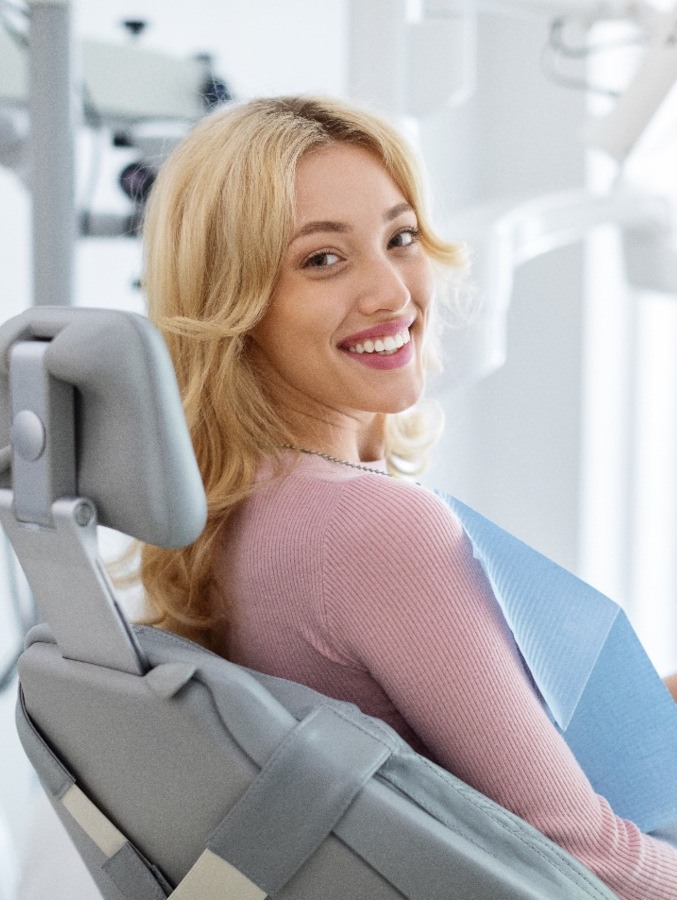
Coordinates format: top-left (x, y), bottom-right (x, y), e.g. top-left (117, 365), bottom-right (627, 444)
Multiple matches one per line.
top-left (61, 783), bottom-right (127, 858)
top-left (169, 850), bottom-right (266, 899)
top-left (17, 688), bottom-right (392, 899)
top-left (59, 779), bottom-right (267, 900)
top-left (205, 702), bottom-right (392, 896)
top-left (60, 780), bottom-right (268, 900)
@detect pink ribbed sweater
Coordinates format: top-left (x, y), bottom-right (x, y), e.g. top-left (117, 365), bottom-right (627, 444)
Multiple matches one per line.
top-left (214, 454), bottom-right (677, 898)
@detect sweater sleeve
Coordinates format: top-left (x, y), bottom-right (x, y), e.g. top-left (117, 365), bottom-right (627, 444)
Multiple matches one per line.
top-left (320, 477), bottom-right (677, 900)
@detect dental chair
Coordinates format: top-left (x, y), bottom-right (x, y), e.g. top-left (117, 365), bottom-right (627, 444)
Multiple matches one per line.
top-left (0, 307), bottom-right (616, 900)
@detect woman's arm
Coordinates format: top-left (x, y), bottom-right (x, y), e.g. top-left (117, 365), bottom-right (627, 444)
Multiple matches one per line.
top-left (322, 479), bottom-right (677, 900)
top-left (664, 673), bottom-right (677, 702)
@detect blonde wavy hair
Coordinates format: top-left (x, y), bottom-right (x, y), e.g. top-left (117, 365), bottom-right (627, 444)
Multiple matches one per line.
top-left (141, 95), bottom-right (465, 647)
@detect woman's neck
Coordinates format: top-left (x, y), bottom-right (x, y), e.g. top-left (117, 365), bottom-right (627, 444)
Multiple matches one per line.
top-left (289, 414), bottom-right (387, 465)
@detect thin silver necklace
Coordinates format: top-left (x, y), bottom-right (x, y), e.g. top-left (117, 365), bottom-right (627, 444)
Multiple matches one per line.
top-left (279, 444), bottom-right (391, 477)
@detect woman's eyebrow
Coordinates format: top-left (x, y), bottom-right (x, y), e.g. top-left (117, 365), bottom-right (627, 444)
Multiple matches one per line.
top-left (292, 203), bottom-right (414, 242)
top-left (293, 220), bottom-right (348, 240)
top-left (385, 202), bottom-right (414, 221)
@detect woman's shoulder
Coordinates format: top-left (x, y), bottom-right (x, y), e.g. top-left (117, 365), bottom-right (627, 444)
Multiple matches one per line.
top-left (338, 468), bottom-right (448, 508)
top-left (327, 470), bottom-right (466, 550)
top-left (253, 455), bottom-right (465, 550)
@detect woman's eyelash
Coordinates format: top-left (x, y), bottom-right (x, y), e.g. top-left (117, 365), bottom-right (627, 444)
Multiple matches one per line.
top-left (301, 227), bottom-right (420, 268)
top-left (302, 250), bottom-right (340, 268)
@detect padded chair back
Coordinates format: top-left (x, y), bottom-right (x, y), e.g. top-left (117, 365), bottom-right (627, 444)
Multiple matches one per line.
top-left (1, 307), bottom-right (617, 899)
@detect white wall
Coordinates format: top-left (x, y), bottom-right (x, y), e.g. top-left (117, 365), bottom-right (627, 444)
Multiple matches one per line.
top-left (420, 12), bottom-right (587, 575)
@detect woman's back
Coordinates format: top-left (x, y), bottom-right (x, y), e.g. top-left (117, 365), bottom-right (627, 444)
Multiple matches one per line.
top-left (216, 452), bottom-right (677, 900)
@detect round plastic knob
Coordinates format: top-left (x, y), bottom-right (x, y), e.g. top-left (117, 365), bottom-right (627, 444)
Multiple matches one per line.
top-left (11, 410), bottom-right (46, 462)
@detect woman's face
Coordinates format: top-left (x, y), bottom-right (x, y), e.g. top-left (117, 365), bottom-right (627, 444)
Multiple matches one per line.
top-left (250, 142), bottom-right (435, 440)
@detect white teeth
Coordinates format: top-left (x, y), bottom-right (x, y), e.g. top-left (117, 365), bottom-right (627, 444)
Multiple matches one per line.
top-left (348, 328), bottom-right (411, 356)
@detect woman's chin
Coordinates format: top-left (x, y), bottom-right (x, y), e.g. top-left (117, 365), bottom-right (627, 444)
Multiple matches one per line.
top-left (369, 387), bottom-right (425, 416)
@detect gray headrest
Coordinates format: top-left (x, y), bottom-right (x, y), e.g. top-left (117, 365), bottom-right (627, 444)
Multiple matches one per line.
top-left (0, 307), bottom-right (207, 548)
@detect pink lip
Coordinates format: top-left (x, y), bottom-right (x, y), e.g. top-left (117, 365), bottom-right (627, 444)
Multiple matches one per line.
top-left (339, 315), bottom-right (415, 350)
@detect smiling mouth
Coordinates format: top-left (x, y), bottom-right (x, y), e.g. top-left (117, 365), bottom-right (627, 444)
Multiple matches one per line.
top-left (347, 327), bottom-right (411, 357)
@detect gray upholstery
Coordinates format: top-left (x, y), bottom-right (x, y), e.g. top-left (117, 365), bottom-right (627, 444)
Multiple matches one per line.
top-left (0, 306), bottom-right (206, 548)
top-left (18, 624), bottom-right (616, 900)
top-left (3, 307), bottom-right (618, 898)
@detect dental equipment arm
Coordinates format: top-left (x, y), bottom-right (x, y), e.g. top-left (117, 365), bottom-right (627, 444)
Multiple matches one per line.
top-left (437, 188), bottom-right (674, 389)
top-left (585, 4), bottom-right (677, 162)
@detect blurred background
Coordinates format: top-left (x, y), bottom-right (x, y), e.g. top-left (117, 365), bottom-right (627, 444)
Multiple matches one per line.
top-left (1, 0), bottom-right (676, 895)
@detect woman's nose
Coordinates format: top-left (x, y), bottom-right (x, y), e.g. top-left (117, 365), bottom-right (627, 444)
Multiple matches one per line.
top-left (356, 255), bottom-right (410, 315)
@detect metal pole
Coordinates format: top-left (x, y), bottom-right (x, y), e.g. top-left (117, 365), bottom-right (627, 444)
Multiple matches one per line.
top-left (28, 0), bottom-right (75, 307)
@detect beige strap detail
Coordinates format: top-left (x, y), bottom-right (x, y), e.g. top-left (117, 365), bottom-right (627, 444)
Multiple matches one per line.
top-left (61, 784), bottom-right (127, 858)
top-left (170, 849), bottom-right (267, 900)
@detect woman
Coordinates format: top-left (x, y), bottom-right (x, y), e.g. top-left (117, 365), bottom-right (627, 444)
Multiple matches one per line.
top-left (140, 95), bottom-right (677, 898)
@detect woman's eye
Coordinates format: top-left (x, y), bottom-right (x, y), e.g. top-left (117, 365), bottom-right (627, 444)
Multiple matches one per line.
top-left (389, 227), bottom-right (420, 249)
top-left (303, 251), bottom-right (341, 269)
